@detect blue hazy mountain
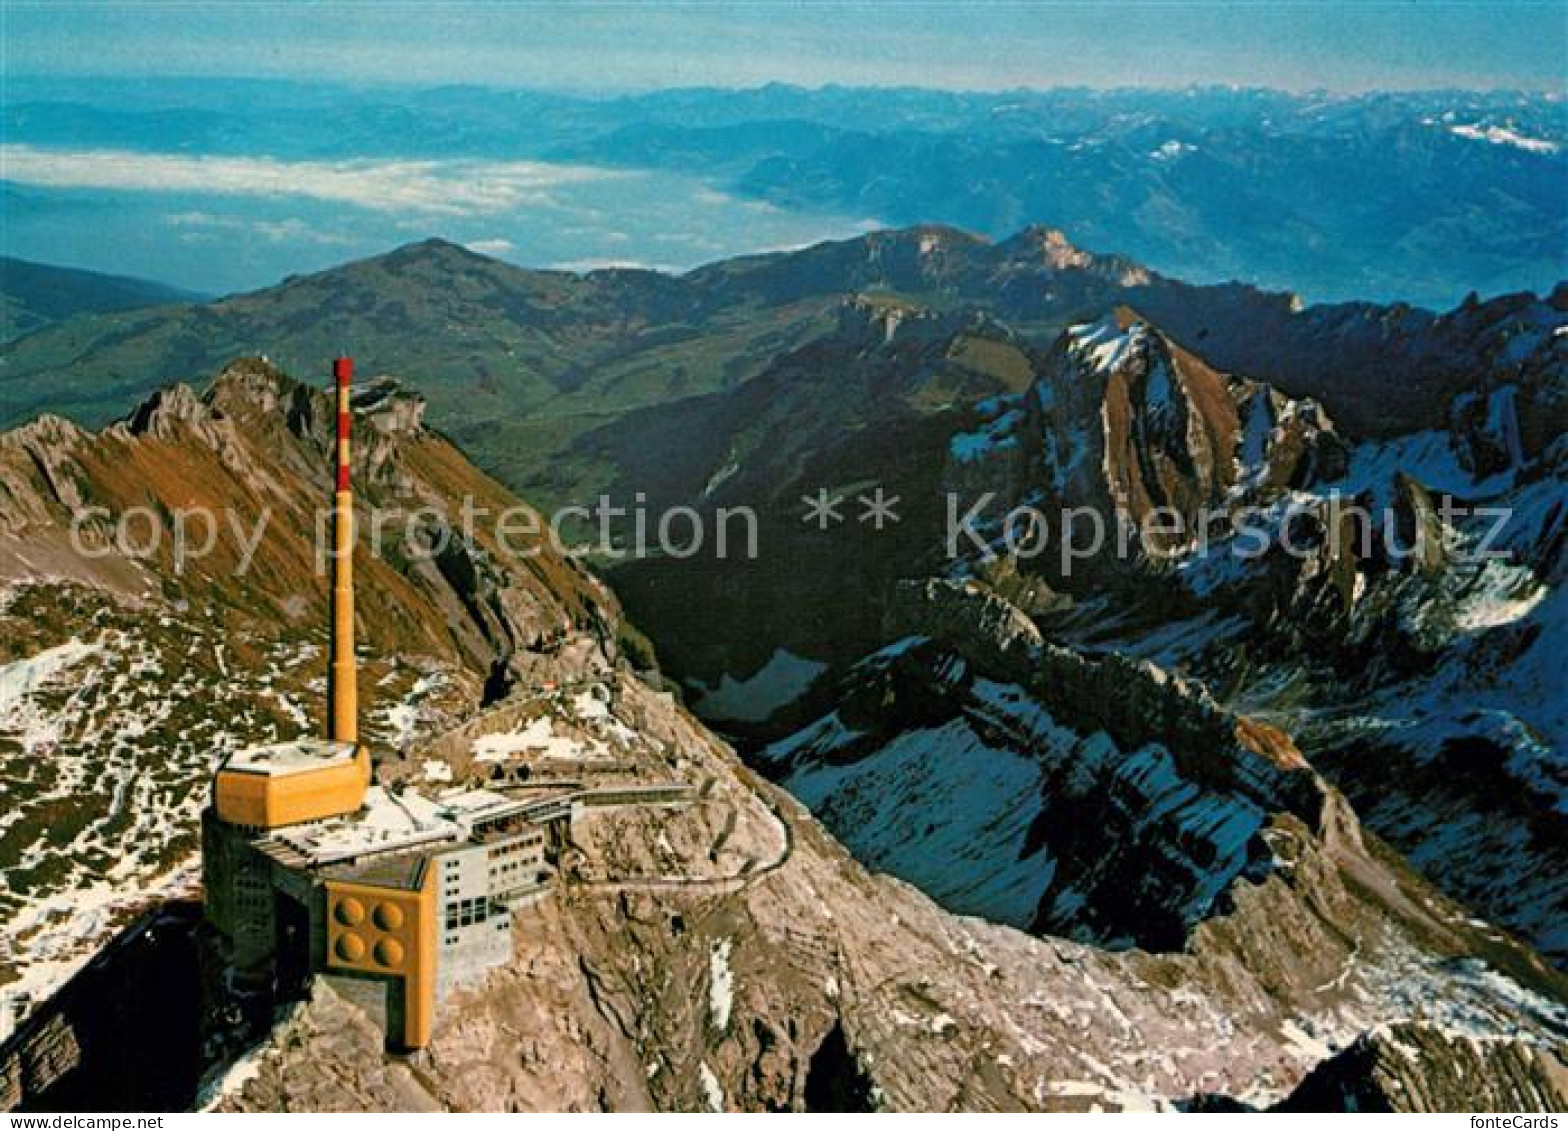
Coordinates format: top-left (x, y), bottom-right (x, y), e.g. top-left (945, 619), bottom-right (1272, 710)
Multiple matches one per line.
top-left (2, 80), bottom-right (1563, 304)
top-left (0, 253), bottom-right (202, 340)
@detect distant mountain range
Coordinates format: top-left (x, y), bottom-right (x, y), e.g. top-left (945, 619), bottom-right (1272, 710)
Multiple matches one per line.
top-left (557, 87), bottom-right (1568, 305)
top-left (3, 226), bottom-right (1560, 477)
top-left (3, 80), bottom-right (1564, 304)
top-left (0, 256), bottom-right (199, 341)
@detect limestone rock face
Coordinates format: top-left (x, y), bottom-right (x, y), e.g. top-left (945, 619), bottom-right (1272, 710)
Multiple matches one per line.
top-left (1279, 1023), bottom-right (1568, 1112)
top-left (0, 414), bottom-right (92, 532)
top-left (0, 358), bottom-right (618, 672)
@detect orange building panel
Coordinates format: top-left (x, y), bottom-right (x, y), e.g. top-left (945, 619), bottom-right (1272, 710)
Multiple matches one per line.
top-left (213, 742), bottom-right (370, 829)
top-left (323, 866), bottom-right (437, 1050)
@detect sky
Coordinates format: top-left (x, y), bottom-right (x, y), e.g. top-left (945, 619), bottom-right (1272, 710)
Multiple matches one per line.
top-left (4, 0), bottom-right (1565, 93)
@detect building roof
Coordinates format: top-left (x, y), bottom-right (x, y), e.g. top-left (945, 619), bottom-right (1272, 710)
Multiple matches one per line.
top-left (322, 851), bottom-right (430, 891)
top-left (435, 787), bottom-right (530, 828)
top-left (222, 737), bottom-right (358, 778)
top-left (265, 785), bottom-right (462, 867)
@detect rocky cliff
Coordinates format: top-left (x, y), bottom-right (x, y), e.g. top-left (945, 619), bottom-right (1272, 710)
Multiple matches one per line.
top-left (1279, 1023), bottom-right (1568, 1113)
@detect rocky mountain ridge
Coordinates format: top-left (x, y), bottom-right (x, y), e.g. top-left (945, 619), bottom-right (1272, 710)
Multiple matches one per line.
top-left (1, 359), bottom-right (1565, 1111)
top-left (606, 292), bottom-right (1566, 979)
top-left (4, 229), bottom-right (1561, 475)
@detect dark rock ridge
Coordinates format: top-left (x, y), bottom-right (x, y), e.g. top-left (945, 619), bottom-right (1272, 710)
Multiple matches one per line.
top-left (1277, 1023), bottom-right (1568, 1112)
top-left (765, 579), bottom-right (1331, 950)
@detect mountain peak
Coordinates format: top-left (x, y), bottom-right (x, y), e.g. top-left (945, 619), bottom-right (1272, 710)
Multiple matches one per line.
top-left (203, 356), bottom-right (306, 419)
top-left (124, 383), bottom-right (209, 438)
top-left (1013, 224), bottom-right (1090, 266)
top-left (1111, 303), bottom-right (1149, 331)
top-left (876, 224), bottom-right (989, 254)
top-left (380, 236), bottom-right (494, 267)
top-left (997, 226), bottom-right (1154, 284)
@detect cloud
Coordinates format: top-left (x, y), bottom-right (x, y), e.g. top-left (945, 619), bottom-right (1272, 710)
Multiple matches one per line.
top-left (465, 238), bottom-right (516, 256)
top-left (1, 146), bottom-right (622, 217)
top-left (547, 257), bottom-right (663, 274)
top-left (694, 186), bottom-right (783, 217)
top-left (165, 211), bottom-right (355, 245)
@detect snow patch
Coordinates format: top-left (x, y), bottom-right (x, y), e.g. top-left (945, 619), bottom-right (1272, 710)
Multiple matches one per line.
top-left (950, 407), bottom-right (1023, 462)
top-left (783, 714), bottom-right (1057, 926)
top-left (1452, 571), bottom-right (1546, 632)
top-left (1151, 140), bottom-right (1197, 161)
top-left (472, 715), bottom-right (607, 763)
top-left (0, 639), bottom-right (103, 723)
top-left (698, 1062), bottom-right (725, 1112)
top-left (1450, 123), bottom-right (1559, 154)
top-left (1067, 316), bottom-right (1143, 376)
top-left (572, 688), bottom-right (610, 720)
top-left (709, 938), bottom-right (734, 1031)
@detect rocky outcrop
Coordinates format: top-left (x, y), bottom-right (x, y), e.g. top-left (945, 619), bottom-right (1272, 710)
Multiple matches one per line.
top-left (884, 578), bottom-right (1043, 659)
top-left (0, 358), bottom-right (620, 677)
top-left (836, 295), bottom-right (949, 348)
top-left (1136, 282), bottom-right (1568, 443)
top-left (940, 311), bottom-right (1352, 586)
top-left (760, 579), bottom-right (1332, 949)
top-left (1278, 1023), bottom-right (1568, 1112)
top-left (1232, 383), bottom-right (1349, 491)
top-left (1002, 225), bottom-right (1152, 285)
top-left (1083, 382), bottom-right (1566, 968)
top-left (0, 414), bottom-right (90, 529)
top-left (887, 578), bottom-right (1311, 789)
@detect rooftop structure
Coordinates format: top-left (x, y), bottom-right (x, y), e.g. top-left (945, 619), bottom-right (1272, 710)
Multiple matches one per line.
top-left (213, 739), bottom-right (370, 829)
top-left (264, 787), bottom-right (461, 867)
top-left (223, 738), bottom-right (358, 777)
